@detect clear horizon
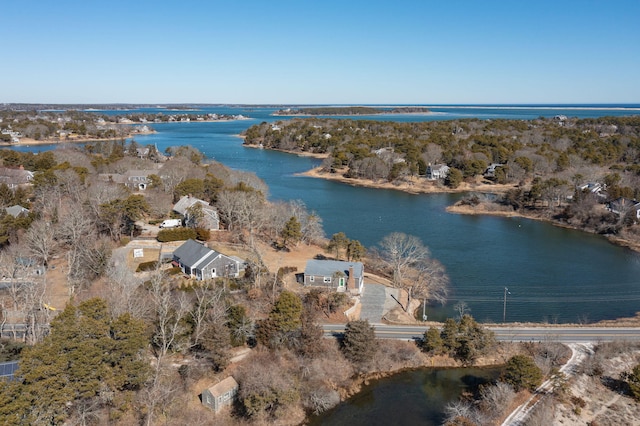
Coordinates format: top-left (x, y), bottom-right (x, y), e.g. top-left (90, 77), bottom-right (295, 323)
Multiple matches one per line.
top-left (3, 0), bottom-right (639, 104)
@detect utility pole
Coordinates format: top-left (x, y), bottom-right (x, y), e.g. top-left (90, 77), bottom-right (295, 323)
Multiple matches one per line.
top-left (422, 298), bottom-right (427, 321)
top-left (503, 287), bottom-right (510, 323)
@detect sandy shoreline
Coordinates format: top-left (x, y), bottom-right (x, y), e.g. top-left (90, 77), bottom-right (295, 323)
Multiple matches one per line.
top-left (300, 166), bottom-right (517, 195)
top-left (0, 130), bottom-right (157, 147)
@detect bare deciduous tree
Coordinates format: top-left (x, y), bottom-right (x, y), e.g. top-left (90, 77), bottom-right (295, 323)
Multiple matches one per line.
top-left (23, 219), bottom-right (58, 267)
top-left (190, 282), bottom-right (227, 349)
top-left (377, 232), bottom-right (432, 288)
top-left (149, 271), bottom-right (191, 358)
top-left (105, 250), bottom-right (148, 319)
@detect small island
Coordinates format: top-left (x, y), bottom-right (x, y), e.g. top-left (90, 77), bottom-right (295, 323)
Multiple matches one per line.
top-left (273, 106), bottom-right (431, 116)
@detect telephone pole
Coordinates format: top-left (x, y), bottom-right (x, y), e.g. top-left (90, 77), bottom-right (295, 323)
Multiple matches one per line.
top-left (503, 287), bottom-right (510, 323)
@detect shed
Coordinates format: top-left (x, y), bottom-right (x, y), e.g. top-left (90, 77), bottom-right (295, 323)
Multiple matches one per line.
top-left (201, 376), bottom-right (239, 412)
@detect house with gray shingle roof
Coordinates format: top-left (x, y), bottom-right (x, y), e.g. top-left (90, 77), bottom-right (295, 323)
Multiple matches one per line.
top-left (303, 259), bottom-right (364, 294)
top-left (173, 195), bottom-right (219, 230)
top-left (172, 239), bottom-right (243, 280)
top-left (4, 205), bottom-right (29, 218)
top-left (0, 166), bottom-right (34, 189)
top-left (201, 376), bottom-right (238, 412)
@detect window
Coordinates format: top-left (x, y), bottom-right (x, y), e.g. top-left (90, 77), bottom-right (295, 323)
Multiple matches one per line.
top-left (309, 276), bottom-right (315, 283)
top-left (323, 276), bottom-right (331, 283)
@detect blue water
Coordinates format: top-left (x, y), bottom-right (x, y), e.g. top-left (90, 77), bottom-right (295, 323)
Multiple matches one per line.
top-left (14, 105), bottom-right (640, 323)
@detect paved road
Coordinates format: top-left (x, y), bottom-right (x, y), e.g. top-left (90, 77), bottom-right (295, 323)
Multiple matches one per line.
top-left (322, 324), bottom-right (640, 343)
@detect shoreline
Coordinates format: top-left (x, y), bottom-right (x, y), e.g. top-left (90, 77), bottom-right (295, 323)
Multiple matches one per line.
top-left (0, 132), bottom-right (155, 147)
top-left (243, 143), bottom-right (640, 256)
top-left (300, 165), bottom-right (517, 195)
top-left (447, 202), bottom-right (640, 254)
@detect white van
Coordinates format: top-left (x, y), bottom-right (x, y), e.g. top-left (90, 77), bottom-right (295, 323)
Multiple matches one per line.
top-left (159, 219), bottom-right (182, 229)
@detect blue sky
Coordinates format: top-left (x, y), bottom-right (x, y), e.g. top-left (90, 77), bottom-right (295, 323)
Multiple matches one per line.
top-left (2, 0), bottom-right (639, 104)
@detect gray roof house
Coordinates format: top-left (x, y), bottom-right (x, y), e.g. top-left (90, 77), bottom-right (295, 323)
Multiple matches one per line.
top-left (201, 376), bottom-right (238, 412)
top-left (607, 197), bottom-right (640, 220)
top-left (303, 259), bottom-right (364, 294)
top-left (173, 195), bottom-right (220, 230)
top-left (5, 205), bottom-right (29, 218)
top-left (98, 169), bottom-right (158, 191)
top-left (172, 239), bottom-right (243, 280)
top-left (0, 166), bottom-right (34, 189)
top-left (426, 163), bottom-right (450, 180)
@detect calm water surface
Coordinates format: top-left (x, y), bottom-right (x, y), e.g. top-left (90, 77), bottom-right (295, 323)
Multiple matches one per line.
top-left (308, 366), bottom-right (502, 426)
top-left (18, 105), bottom-right (640, 323)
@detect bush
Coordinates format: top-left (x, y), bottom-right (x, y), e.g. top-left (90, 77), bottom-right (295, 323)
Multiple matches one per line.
top-left (157, 228), bottom-right (197, 242)
top-left (195, 227), bottom-right (210, 241)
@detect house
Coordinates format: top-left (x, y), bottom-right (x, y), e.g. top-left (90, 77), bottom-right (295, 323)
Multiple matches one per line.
top-left (484, 163), bottom-right (505, 178)
top-left (173, 195), bottom-right (220, 230)
top-left (578, 182), bottom-right (605, 195)
top-left (426, 163), bottom-right (450, 180)
top-left (98, 169), bottom-right (158, 191)
top-left (201, 376), bottom-right (238, 412)
top-left (0, 166), bottom-right (34, 189)
top-left (4, 205), bottom-right (29, 218)
top-left (172, 239), bottom-right (244, 280)
top-left (303, 259), bottom-right (364, 294)
top-left (607, 197), bottom-right (640, 220)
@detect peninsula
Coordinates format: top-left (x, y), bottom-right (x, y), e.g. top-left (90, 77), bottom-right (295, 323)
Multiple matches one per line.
top-left (272, 106), bottom-right (431, 116)
top-left (242, 115), bottom-right (640, 252)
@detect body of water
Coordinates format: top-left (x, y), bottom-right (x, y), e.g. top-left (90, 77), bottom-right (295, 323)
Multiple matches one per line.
top-left (14, 105), bottom-right (640, 323)
top-left (309, 366), bottom-right (502, 425)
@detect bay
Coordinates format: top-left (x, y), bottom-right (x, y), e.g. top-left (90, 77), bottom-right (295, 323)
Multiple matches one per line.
top-left (13, 105), bottom-right (640, 323)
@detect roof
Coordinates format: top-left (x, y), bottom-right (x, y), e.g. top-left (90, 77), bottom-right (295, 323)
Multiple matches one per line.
top-left (0, 361), bottom-right (19, 381)
top-left (304, 259), bottom-right (364, 278)
top-left (173, 195), bottom-right (210, 215)
top-left (206, 376), bottom-right (238, 397)
top-left (5, 205), bottom-right (29, 217)
top-left (428, 163), bottom-right (449, 171)
top-left (173, 239), bottom-right (220, 269)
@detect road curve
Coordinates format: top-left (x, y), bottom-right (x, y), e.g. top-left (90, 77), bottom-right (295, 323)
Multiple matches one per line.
top-left (322, 324), bottom-right (640, 343)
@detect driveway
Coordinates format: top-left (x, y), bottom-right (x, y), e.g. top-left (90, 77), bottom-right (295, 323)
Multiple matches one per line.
top-left (359, 283), bottom-right (400, 324)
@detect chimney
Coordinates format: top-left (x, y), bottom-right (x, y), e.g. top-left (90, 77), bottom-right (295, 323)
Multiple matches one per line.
top-left (347, 266), bottom-right (355, 291)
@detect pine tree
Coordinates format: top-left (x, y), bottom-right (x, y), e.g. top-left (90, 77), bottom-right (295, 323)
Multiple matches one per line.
top-left (341, 319), bottom-right (377, 367)
top-left (280, 216), bottom-right (302, 249)
top-left (502, 355), bottom-right (543, 392)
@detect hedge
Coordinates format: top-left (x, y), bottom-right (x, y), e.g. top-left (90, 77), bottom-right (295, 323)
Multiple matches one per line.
top-left (157, 228), bottom-right (198, 242)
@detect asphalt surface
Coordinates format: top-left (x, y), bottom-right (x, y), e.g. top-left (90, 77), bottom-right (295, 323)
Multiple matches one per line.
top-left (322, 324), bottom-right (640, 343)
top-left (357, 283), bottom-right (402, 324)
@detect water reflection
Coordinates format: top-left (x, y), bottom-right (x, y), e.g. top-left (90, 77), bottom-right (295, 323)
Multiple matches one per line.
top-left (309, 367), bottom-right (502, 426)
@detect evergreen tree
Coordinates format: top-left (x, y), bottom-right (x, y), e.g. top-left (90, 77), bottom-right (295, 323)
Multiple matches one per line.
top-left (502, 355), bottom-right (543, 392)
top-left (624, 364), bottom-right (640, 401)
top-left (0, 298), bottom-right (149, 424)
top-left (327, 232), bottom-right (349, 259)
top-left (341, 319), bottom-right (377, 367)
top-left (280, 216), bottom-right (302, 249)
top-left (422, 326), bottom-right (444, 354)
top-left (346, 239), bottom-right (366, 261)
